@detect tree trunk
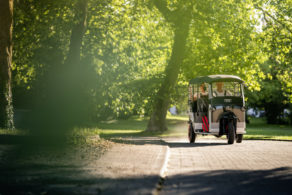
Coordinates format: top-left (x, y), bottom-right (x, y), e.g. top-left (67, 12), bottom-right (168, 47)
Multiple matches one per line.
top-left (147, 18), bottom-right (191, 131)
top-left (29, 0), bottom-right (88, 141)
top-left (66, 0), bottom-right (88, 66)
top-left (0, 0), bottom-right (14, 129)
top-left (56, 0), bottom-right (88, 128)
top-left (53, 0), bottom-right (88, 129)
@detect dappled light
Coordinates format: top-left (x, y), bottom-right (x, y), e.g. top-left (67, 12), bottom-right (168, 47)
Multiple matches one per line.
top-left (0, 0), bottom-right (291, 194)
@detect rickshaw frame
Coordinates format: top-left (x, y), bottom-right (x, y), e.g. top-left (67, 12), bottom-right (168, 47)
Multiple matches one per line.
top-left (188, 75), bottom-right (246, 144)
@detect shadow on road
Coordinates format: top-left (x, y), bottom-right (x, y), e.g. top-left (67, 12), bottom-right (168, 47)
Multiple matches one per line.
top-left (0, 142), bottom-right (107, 195)
top-left (161, 167), bottom-right (292, 195)
top-left (167, 142), bottom-right (227, 148)
top-left (0, 142), bottom-right (158, 195)
top-left (108, 137), bottom-right (167, 146)
top-left (1, 160), bottom-right (291, 195)
top-left (108, 137), bottom-right (228, 148)
top-left (0, 169), bottom-right (159, 195)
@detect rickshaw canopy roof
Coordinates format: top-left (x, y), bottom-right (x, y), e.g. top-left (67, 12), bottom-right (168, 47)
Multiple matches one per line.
top-left (189, 75), bottom-right (244, 84)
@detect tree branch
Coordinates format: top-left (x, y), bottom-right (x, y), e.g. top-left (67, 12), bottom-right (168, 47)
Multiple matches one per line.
top-left (152, 0), bottom-right (173, 23)
top-left (255, 5), bottom-right (292, 34)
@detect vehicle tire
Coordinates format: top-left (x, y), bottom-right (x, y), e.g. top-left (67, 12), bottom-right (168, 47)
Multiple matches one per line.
top-left (236, 134), bottom-right (243, 143)
top-left (188, 124), bottom-right (196, 143)
top-left (227, 121), bottom-right (235, 144)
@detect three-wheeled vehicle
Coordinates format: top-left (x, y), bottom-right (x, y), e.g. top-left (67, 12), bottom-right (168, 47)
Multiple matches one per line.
top-left (188, 75), bottom-right (246, 144)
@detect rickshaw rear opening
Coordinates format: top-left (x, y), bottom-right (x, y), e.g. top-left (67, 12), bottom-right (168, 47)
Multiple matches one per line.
top-left (188, 75), bottom-right (246, 144)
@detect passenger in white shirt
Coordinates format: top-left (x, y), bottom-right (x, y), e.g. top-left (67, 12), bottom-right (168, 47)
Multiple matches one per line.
top-left (213, 82), bottom-right (231, 97)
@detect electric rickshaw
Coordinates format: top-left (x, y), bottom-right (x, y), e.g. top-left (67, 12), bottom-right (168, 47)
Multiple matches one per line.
top-left (188, 75), bottom-right (246, 144)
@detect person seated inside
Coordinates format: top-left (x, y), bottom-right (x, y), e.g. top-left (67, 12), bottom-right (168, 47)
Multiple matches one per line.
top-left (193, 84), bottom-right (208, 101)
top-left (213, 82), bottom-right (231, 97)
top-left (193, 83), bottom-right (208, 112)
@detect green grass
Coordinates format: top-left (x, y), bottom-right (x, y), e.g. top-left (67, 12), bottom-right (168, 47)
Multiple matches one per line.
top-left (0, 128), bottom-right (27, 135)
top-left (245, 118), bottom-right (292, 140)
top-left (93, 115), bottom-right (189, 138)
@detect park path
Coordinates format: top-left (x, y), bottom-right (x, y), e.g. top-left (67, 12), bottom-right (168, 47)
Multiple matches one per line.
top-left (0, 137), bottom-right (168, 195)
top-left (159, 138), bottom-right (292, 195)
top-left (69, 136), bottom-right (292, 194)
top-left (1, 136), bottom-right (292, 194)
top-left (79, 137), bottom-right (168, 195)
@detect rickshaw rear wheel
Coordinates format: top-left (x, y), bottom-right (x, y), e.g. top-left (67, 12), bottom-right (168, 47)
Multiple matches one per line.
top-left (236, 134), bottom-right (243, 143)
top-left (188, 124), bottom-right (196, 143)
top-left (227, 121), bottom-right (235, 144)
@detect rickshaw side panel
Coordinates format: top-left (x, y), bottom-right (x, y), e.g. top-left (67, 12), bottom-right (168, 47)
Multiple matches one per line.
top-left (232, 108), bottom-right (246, 134)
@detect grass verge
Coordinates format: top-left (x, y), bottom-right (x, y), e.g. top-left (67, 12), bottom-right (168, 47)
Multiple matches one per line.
top-left (245, 118), bottom-right (292, 140)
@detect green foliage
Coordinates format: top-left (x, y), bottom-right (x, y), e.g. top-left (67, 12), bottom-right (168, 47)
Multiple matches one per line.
top-left (81, 0), bottom-right (172, 120)
top-left (13, 0), bottom-right (73, 83)
top-left (254, 0), bottom-right (292, 102)
top-left (183, 0), bottom-right (265, 91)
top-left (12, 0), bottom-right (173, 122)
top-left (246, 62), bottom-right (290, 124)
top-left (246, 0), bottom-right (292, 124)
top-left (10, 0), bottom-right (292, 127)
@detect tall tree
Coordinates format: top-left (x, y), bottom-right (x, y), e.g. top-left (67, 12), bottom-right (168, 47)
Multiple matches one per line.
top-left (66, 0), bottom-right (87, 66)
top-left (0, 0), bottom-right (14, 129)
top-left (26, 0), bottom-right (88, 141)
top-left (44, 0), bottom-right (88, 130)
top-left (61, 0), bottom-right (88, 126)
top-left (147, 0), bottom-right (192, 131)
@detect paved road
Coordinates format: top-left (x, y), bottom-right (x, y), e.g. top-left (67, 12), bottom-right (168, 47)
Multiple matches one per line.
top-left (81, 137), bottom-right (167, 195)
top-left (1, 137), bottom-right (292, 194)
top-left (160, 138), bottom-right (292, 195)
top-left (75, 137), bottom-right (292, 195)
top-left (0, 137), bottom-right (168, 195)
